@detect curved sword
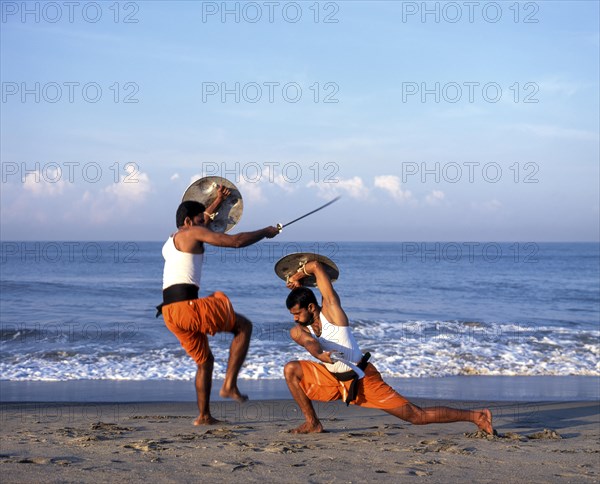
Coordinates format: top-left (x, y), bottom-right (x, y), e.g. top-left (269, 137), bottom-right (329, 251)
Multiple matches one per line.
top-left (277, 196), bottom-right (341, 232)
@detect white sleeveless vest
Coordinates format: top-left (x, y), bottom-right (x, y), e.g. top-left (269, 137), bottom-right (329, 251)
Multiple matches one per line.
top-left (162, 236), bottom-right (204, 289)
top-left (309, 311), bottom-right (363, 373)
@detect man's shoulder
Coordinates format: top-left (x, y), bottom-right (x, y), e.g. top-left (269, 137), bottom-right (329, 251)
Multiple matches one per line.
top-left (321, 307), bottom-right (349, 327)
top-left (171, 230), bottom-right (206, 254)
top-left (290, 324), bottom-right (310, 340)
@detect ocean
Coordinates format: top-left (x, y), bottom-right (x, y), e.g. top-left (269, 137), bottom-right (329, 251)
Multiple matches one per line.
top-left (1, 241), bottom-right (598, 385)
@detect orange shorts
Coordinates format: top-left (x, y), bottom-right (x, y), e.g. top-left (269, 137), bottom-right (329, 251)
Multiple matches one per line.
top-left (162, 291), bottom-right (236, 365)
top-left (298, 361), bottom-right (409, 410)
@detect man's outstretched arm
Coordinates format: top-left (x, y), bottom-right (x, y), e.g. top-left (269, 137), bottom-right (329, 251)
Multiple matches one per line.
top-left (190, 224), bottom-right (279, 248)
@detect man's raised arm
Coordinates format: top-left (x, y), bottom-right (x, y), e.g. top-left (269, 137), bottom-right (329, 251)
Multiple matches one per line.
top-left (287, 261), bottom-right (349, 326)
top-left (202, 185), bottom-right (230, 225)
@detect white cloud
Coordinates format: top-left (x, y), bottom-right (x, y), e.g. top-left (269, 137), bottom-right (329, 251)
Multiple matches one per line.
top-left (64, 168), bottom-right (154, 225)
top-left (425, 190), bottom-right (446, 206)
top-left (237, 177), bottom-right (265, 203)
top-left (374, 175), bottom-right (413, 203)
top-left (104, 165), bottom-right (151, 204)
top-left (264, 164), bottom-right (296, 193)
top-left (170, 173), bottom-right (180, 181)
top-left (307, 176), bottom-right (369, 200)
top-left (23, 168), bottom-right (66, 197)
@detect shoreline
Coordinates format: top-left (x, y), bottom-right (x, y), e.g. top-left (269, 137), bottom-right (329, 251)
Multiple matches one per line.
top-left (1, 375), bottom-right (598, 403)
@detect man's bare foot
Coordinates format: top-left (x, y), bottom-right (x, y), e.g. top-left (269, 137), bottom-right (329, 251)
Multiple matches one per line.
top-left (474, 409), bottom-right (493, 434)
top-left (219, 387), bottom-right (248, 402)
top-left (288, 421), bottom-right (324, 434)
top-left (193, 415), bottom-right (222, 426)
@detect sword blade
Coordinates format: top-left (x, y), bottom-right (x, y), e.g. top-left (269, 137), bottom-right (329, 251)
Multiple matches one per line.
top-left (282, 196), bottom-right (341, 228)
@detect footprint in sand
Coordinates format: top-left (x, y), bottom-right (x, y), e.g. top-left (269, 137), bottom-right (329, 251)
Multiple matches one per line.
top-left (263, 442), bottom-right (315, 454)
top-left (465, 428), bottom-right (562, 441)
top-left (399, 468), bottom-right (432, 477)
top-left (526, 429), bottom-right (562, 440)
top-left (89, 422), bottom-right (135, 435)
top-left (411, 439), bottom-right (476, 455)
top-left (123, 438), bottom-right (172, 452)
top-left (226, 441), bottom-right (260, 452)
top-left (175, 433), bottom-right (206, 442)
top-left (57, 422), bottom-right (135, 445)
top-left (8, 456), bottom-right (82, 466)
top-left (231, 460), bottom-right (263, 472)
top-left (464, 429), bottom-right (500, 440)
top-left (130, 415), bottom-right (189, 420)
top-left (343, 431), bottom-right (390, 442)
top-left (203, 428), bottom-right (236, 439)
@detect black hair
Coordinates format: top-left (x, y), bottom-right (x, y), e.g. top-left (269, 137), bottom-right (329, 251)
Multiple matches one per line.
top-left (175, 201), bottom-right (206, 228)
top-left (286, 287), bottom-right (318, 310)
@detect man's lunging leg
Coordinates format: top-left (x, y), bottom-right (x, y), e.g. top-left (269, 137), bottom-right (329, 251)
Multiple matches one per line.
top-left (284, 361), bottom-right (324, 434)
top-left (386, 403), bottom-right (493, 434)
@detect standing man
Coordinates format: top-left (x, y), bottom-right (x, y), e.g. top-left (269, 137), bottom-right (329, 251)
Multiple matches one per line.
top-left (159, 186), bottom-right (280, 425)
top-left (283, 260), bottom-right (494, 435)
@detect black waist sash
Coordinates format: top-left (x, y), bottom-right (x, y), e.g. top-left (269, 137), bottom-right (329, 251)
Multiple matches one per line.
top-left (155, 283), bottom-right (199, 317)
top-left (330, 352), bottom-right (371, 405)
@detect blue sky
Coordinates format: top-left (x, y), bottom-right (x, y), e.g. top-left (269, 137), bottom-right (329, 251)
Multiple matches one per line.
top-left (1, 1), bottom-right (598, 241)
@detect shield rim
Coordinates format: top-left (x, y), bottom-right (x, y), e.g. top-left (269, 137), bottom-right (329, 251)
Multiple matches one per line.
top-left (181, 176), bottom-right (243, 233)
top-left (274, 252), bottom-right (340, 287)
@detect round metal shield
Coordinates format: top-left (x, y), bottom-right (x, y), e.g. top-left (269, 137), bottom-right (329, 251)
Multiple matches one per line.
top-left (182, 176), bottom-right (243, 233)
top-left (274, 252), bottom-right (340, 287)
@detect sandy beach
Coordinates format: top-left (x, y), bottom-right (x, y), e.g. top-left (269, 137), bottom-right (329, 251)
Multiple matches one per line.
top-left (1, 396), bottom-right (598, 483)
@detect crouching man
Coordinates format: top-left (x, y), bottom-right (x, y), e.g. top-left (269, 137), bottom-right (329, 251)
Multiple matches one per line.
top-left (283, 260), bottom-right (493, 435)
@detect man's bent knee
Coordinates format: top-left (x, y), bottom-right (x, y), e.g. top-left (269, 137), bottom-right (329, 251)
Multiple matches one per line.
top-left (233, 313), bottom-right (252, 335)
top-left (388, 402), bottom-right (424, 424)
top-left (403, 404), bottom-right (425, 424)
top-left (197, 352), bottom-right (214, 369)
top-left (284, 361), bottom-right (302, 382)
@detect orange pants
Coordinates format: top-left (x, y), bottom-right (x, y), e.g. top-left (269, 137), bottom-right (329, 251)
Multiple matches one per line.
top-left (162, 291), bottom-right (236, 365)
top-left (298, 361), bottom-right (409, 409)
